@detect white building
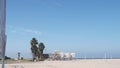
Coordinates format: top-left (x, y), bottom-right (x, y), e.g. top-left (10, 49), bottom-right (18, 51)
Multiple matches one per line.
top-left (48, 51), bottom-right (75, 60)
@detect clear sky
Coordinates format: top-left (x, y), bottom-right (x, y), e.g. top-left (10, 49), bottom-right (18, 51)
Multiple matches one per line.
top-left (6, 0), bottom-right (120, 58)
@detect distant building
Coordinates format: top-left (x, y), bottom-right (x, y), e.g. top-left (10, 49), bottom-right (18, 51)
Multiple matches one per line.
top-left (48, 51), bottom-right (75, 60)
top-left (43, 54), bottom-right (49, 58)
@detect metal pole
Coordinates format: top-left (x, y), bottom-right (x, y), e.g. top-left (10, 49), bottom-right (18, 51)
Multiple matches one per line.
top-left (0, 0), bottom-right (6, 68)
top-left (2, 35), bottom-right (6, 68)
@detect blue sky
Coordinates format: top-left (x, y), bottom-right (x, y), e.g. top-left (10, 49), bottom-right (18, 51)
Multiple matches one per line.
top-left (6, 0), bottom-right (120, 58)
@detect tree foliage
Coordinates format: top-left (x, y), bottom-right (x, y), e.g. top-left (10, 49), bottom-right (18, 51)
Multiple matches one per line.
top-left (30, 38), bottom-right (38, 59)
top-left (30, 38), bottom-right (45, 61)
top-left (38, 42), bottom-right (45, 59)
top-left (39, 43), bottom-right (45, 53)
top-left (30, 38), bottom-right (38, 46)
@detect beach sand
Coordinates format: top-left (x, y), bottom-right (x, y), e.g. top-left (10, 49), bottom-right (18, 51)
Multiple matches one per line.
top-left (1, 59), bottom-right (120, 68)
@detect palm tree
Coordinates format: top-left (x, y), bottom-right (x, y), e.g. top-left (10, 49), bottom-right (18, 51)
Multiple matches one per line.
top-left (38, 42), bottom-right (45, 60)
top-left (18, 52), bottom-right (20, 60)
top-left (30, 38), bottom-right (38, 47)
top-left (30, 38), bottom-right (38, 61)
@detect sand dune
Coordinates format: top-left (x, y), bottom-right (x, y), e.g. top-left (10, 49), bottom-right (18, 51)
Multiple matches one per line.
top-left (1, 59), bottom-right (120, 68)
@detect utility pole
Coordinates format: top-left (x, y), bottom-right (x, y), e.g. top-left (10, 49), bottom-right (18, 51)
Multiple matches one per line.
top-left (0, 0), bottom-right (6, 68)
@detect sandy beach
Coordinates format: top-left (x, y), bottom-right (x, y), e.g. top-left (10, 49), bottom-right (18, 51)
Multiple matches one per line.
top-left (0, 59), bottom-right (120, 68)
